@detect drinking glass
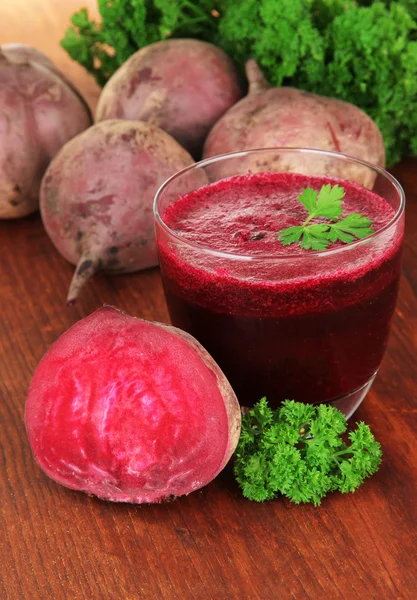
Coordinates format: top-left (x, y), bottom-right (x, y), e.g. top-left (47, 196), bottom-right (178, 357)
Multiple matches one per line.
top-left (154, 148), bottom-right (405, 417)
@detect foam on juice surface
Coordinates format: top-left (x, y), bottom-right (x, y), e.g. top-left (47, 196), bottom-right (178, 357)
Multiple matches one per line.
top-left (163, 172), bottom-right (395, 256)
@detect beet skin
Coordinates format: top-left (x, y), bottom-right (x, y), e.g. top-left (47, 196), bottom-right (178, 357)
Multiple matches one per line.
top-left (25, 306), bottom-right (241, 503)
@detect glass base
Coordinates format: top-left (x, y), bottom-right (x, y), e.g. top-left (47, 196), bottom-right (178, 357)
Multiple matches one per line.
top-left (326, 372), bottom-right (377, 419)
top-left (240, 373), bottom-right (377, 420)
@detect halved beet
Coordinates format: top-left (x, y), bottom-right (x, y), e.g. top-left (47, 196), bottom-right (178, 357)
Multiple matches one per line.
top-left (25, 306), bottom-right (241, 503)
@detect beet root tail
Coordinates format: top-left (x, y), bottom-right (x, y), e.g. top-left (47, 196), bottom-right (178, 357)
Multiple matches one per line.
top-left (67, 253), bottom-right (100, 305)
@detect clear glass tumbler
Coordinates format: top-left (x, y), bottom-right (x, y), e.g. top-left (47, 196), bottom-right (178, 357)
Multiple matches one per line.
top-left (154, 148), bottom-right (405, 417)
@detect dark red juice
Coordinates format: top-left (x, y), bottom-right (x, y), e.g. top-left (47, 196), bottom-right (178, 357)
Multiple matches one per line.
top-left (157, 172), bottom-right (403, 408)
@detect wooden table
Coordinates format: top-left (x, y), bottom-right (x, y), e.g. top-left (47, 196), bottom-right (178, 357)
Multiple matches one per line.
top-left (1, 168), bottom-right (417, 600)
top-left (1, 3), bottom-right (417, 599)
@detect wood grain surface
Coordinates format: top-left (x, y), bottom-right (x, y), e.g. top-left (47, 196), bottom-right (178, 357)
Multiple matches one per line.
top-left (1, 2), bottom-right (417, 599)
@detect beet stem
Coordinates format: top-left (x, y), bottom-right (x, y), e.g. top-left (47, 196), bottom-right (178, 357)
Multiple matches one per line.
top-left (245, 59), bottom-right (270, 94)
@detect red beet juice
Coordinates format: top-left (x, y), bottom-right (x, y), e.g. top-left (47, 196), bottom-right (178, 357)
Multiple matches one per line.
top-left (156, 171), bottom-right (403, 409)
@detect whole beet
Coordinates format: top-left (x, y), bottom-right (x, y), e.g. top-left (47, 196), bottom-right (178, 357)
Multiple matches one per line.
top-left (40, 120), bottom-right (194, 304)
top-left (95, 39), bottom-right (242, 157)
top-left (25, 306), bottom-right (241, 503)
top-left (0, 44), bottom-right (92, 218)
top-left (203, 60), bottom-right (386, 187)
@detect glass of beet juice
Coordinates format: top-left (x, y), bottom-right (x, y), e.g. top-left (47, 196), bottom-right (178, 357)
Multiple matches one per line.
top-left (154, 149), bottom-right (405, 417)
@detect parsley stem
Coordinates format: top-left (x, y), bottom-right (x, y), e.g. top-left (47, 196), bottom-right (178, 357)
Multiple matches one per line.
top-left (303, 215), bottom-right (315, 226)
top-left (333, 447), bottom-right (354, 458)
top-left (180, 0), bottom-right (215, 22)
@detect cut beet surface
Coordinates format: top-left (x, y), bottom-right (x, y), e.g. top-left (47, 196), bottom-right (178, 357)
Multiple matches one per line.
top-left (25, 306), bottom-right (241, 503)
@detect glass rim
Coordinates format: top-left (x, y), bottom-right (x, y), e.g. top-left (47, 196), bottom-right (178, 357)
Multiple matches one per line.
top-left (153, 147), bottom-right (406, 262)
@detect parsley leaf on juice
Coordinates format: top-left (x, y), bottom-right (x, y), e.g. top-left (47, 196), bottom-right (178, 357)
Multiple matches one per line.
top-left (278, 184), bottom-right (374, 251)
top-left (326, 213), bottom-right (375, 244)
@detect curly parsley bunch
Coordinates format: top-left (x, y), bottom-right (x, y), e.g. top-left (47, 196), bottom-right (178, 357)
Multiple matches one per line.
top-left (234, 398), bottom-right (382, 505)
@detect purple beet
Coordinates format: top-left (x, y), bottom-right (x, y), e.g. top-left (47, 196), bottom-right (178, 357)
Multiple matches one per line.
top-left (96, 39), bottom-right (243, 157)
top-left (203, 59), bottom-right (386, 187)
top-left (40, 120), bottom-right (194, 303)
top-left (0, 44), bottom-right (92, 218)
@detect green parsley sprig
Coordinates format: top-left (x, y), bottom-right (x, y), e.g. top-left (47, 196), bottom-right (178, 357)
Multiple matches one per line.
top-left (234, 398), bottom-right (382, 505)
top-left (278, 184), bottom-right (374, 251)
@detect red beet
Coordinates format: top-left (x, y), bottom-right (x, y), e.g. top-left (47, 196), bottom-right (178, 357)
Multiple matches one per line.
top-left (25, 306), bottom-right (241, 503)
top-left (95, 39), bottom-right (242, 157)
top-left (40, 119), bottom-right (194, 304)
top-left (203, 60), bottom-right (385, 187)
top-left (0, 44), bottom-right (92, 219)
